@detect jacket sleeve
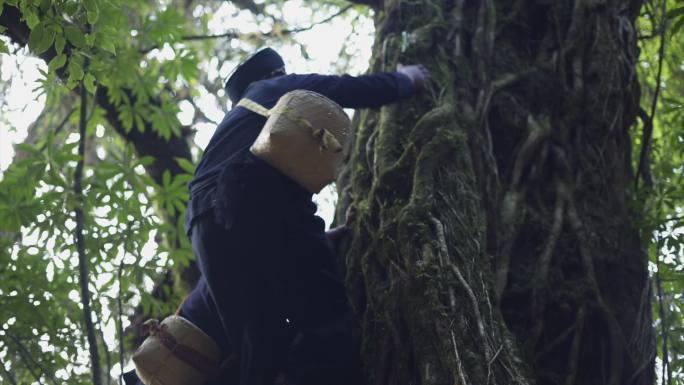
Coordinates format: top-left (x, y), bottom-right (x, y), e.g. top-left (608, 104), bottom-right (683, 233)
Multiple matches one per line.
top-left (289, 72), bottom-right (415, 109)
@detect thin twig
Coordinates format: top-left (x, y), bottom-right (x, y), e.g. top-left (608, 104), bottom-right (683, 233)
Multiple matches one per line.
top-left (94, 310), bottom-right (112, 385)
top-left (430, 214), bottom-right (496, 374)
top-left (118, 260), bottom-right (126, 382)
top-left (5, 333), bottom-right (51, 385)
top-left (0, 357), bottom-right (18, 385)
top-left (655, 235), bottom-right (672, 385)
top-left (36, 108), bottom-right (75, 152)
top-left (188, 97), bottom-right (221, 126)
top-left (139, 30), bottom-right (240, 53)
top-left (450, 330), bottom-right (469, 385)
top-left (487, 345), bottom-right (504, 385)
top-left (142, 6), bottom-right (353, 54)
top-left (75, 84), bottom-right (103, 385)
top-left (286, 5), bottom-right (354, 34)
top-left (181, 31), bottom-right (239, 41)
top-left (431, 216), bottom-right (493, 362)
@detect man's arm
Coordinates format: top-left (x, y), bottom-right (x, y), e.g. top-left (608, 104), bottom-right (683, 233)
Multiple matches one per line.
top-left (289, 65), bottom-right (430, 109)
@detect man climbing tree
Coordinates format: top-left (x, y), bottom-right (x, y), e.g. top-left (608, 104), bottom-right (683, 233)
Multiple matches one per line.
top-left (126, 48), bottom-right (430, 385)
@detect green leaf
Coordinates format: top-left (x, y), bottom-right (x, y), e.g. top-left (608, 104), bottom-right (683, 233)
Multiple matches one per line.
top-left (672, 15), bottom-right (684, 37)
top-left (85, 33), bottom-right (96, 47)
top-left (68, 60), bottom-right (84, 80)
top-left (54, 33), bottom-right (65, 54)
top-left (174, 158), bottom-right (195, 174)
top-left (24, 7), bottom-right (39, 28)
top-left (15, 143), bottom-right (39, 155)
top-left (48, 54), bottom-right (67, 71)
top-left (28, 22), bottom-right (54, 54)
top-left (162, 170), bottom-right (171, 187)
top-left (666, 7), bottom-right (684, 20)
top-left (100, 39), bottom-right (116, 55)
top-left (134, 113), bottom-right (145, 133)
top-left (138, 156), bottom-right (156, 166)
top-left (84, 0), bottom-right (99, 24)
top-left (67, 59), bottom-right (84, 89)
top-left (119, 104), bottom-right (134, 132)
top-left (64, 26), bottom-right (86, 49)
top-left (0, 40), bottom-right (8, 55)
top-left (83, 73), bottom-right (96, 94)
top-left (38, 0), bottom-right (50, 12)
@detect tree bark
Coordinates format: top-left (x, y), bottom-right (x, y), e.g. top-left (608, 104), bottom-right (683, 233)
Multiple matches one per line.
top-left (337, 1), bottom-right (654, 384)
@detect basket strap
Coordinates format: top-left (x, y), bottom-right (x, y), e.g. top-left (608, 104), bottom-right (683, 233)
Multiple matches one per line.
top-left (143, 319), bottom-right (221, 376)
top-left (237, 97), bottom-right (343, 153)
top-left (237, 98), bottom-right (271, 117)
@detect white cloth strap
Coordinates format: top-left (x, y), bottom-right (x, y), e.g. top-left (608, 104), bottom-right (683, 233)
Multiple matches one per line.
top-left (237, 98), bottom-right (271, 117)
top-left (236, 97), bottom-right (343, 152)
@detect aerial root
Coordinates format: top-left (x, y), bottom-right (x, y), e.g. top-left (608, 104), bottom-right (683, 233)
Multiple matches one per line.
top-left (566, 194), bottom-right (625, 385)
top-left (563, 306), bottom-right (586, 385)
top-left (429, 215), bottom-right (493, 364)
top-left (529, 179), bottom-right (567, 347)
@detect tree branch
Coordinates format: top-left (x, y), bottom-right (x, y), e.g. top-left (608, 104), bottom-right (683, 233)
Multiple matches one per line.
top-left (1, 4), bottom-right (192, 186)
top-left (75, 83), bottom-right (103, 385)
top-left (636, 108), bottom-right (654, 187)
top-left (636, 0), bottom-right (667, 187)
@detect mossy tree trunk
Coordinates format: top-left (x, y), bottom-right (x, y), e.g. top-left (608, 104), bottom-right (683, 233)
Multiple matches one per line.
top-left (336, 0), bottom-right (654, 384)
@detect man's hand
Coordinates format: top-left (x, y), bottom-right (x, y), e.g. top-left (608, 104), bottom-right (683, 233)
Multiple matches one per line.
top-left (397, 64), bottom-right (431, 91)
top-left (326, 226), bottom-right (349, 245)
top-left (325, 205), bottom-right (357, 252)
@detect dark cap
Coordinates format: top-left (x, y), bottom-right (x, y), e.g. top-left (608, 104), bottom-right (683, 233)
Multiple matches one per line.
top-left (225, 48), bottom-right (285, 104)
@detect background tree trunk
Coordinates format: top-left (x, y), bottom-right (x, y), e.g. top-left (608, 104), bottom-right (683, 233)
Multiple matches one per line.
top-left (336, 0), bottom-right (655, 384)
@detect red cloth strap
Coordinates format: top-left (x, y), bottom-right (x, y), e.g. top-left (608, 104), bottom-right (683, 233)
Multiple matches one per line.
top-left (143, 319), bottom-right (220, 376)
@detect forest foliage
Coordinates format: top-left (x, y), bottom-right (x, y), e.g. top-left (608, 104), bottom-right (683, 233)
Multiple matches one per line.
top-left (0, 0), bottom-right (682, 384)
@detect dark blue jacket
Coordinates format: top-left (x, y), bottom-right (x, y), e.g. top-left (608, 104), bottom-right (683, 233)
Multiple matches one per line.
top-left (178, 71), bottom-right (415, 385)
top-left (185, 72), bottom-right (414, 231)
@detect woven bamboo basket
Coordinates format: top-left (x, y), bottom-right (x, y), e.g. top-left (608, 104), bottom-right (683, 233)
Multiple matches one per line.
top-left (132, 316), bottom-right (221, 385)
top-left (240, 90), bottom-right (351, 193)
